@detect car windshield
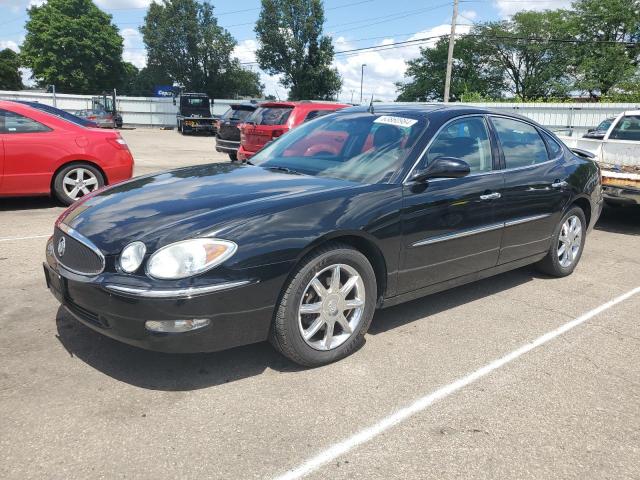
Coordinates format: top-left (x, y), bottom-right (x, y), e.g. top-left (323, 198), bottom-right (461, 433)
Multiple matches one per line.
top-left (248, 106), bottom-right (293, 125)
top-left (250, 112), bottom-right (427, 184)
top-left (597, 119), bottom-right (613, 131)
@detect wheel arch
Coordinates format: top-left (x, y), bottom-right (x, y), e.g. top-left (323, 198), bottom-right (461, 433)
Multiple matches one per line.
top-left (294, 231), bottom-right (388, 305)
top-left (50, 160), bottom-right (108, 196)
top-left (568, 195), bottom-right (592, 228)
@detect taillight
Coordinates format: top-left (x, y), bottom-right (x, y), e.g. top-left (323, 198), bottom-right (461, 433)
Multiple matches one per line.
top-left (107, 136), bottom-right (129, 150)
top-left (272, 129), bottom-right (285, 139)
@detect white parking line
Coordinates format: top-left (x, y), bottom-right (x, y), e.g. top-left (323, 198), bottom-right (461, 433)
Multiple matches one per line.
top-left (273, 285), bottom-right (640, 480)
top-left (0, 234), bottom-right (50, 243)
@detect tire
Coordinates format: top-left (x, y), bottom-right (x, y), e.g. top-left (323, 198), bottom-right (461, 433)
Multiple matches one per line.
top-left (228, 152), bottom-right (238, 162)
top-left (53, 163), bottom-right (105, 206)
top-left (271, 243), bottom-right (377, 367)
top-left (536, 206), bottom-right (587, 277)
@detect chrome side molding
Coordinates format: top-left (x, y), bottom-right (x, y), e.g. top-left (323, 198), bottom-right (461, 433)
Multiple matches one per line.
top-left (411, 213), bottom-right (551, 248)
top-left (104, 280), bottom-right (251, 298)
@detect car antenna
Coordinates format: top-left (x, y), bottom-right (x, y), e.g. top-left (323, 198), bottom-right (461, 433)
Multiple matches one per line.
top-left (368, 95), bottom-right (374, 114)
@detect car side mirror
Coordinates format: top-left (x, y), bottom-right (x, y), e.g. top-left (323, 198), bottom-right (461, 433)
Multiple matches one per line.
top-left (410, 157), bottom-right (471, 183)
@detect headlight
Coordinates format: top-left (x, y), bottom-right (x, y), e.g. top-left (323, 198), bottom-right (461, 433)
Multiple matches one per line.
top-left (120, 241), bottom-right (146, 273)
top-left (147, 238), bottom-right (237, 280)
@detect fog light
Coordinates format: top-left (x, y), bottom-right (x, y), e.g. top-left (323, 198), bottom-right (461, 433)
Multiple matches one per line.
top-left (145, 319), bottom-right (210, 333)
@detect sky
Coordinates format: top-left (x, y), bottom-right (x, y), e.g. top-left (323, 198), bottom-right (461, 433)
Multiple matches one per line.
top-left (0, 0), bottom-right (573, 102)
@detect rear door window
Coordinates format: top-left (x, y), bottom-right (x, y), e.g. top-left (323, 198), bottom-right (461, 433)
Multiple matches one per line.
top-left (609, 115), bottom-right (640, 141)
top-left (491, 117), bottom-right (549, 168)
top-left (249, 107), bottom-right (293, 126)
top-left (0, 109), bottom-right (51, 133)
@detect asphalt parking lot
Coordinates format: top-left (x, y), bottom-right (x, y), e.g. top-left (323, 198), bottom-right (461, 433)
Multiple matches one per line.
top-left (1, 128), bottom-right (639, 480)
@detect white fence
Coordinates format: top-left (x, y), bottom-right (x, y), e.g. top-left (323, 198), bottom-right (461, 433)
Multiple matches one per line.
top-left (1, 90), bottom-right (639, 134)
top-left (0, 90), bottom-right (244, 127)
top-left (458, 102), bottom-right (640, 137)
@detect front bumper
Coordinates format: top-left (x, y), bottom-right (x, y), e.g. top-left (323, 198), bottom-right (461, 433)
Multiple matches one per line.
top-left (43, 255), bottom-right (280, 353)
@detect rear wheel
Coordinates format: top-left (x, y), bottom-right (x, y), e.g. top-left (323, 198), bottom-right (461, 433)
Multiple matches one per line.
top-left (53, 163), bottom-right (104, 206)
top-left (228, 152), bottom-right (238, 162)
top-left (536, 206), bottom-right (586, 277)
top-left (271, 244), bottom-right (376, 367)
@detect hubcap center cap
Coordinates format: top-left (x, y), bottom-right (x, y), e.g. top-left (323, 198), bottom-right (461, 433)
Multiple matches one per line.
top-left (325, 295), bottom-right (340, 316)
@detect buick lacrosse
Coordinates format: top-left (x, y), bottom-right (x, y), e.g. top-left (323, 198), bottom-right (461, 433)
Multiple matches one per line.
top-left (44, 105), bottom-right (603, 366)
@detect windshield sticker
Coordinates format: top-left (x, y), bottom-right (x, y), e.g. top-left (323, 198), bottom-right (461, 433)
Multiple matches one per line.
top-left (374, 115), bottom-right (418, 128)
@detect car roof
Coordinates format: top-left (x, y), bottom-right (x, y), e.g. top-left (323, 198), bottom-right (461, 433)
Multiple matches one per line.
top-left (258, 101), bottom-right (350, 109)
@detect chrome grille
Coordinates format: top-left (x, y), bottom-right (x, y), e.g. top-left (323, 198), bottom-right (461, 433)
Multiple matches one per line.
top-left (53, 225), bottom-right (105, 275)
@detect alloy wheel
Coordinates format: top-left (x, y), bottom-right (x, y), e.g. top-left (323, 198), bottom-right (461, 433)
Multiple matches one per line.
top-left (62, 167), bottom-right (99, 200)
top-left (558, 214), bottom-right (582, 268)
top-left (298, 264), bottom-right (365, 351)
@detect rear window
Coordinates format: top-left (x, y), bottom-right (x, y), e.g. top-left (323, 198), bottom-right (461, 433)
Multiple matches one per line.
top-left (610, 115), bottom-right (640, 141)
top-left (249, 107), bottom-right (293, 126)
top-left (185, 98), bottom-right (207, 106)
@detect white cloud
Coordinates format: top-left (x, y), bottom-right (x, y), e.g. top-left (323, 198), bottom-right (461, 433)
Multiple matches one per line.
top-left (333, 22), bottom-right (472, 102)
top-left (0, 40), bottom-right (19, 52)
top-left (121, 27), bottom-right (146, 68)
top-left (494, 0), bottom-right (572, 17)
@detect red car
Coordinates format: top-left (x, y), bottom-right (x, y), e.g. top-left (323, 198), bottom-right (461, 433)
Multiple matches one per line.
top-left (0, 100), bottom-right (133, 205)
top-left (237, 101), bottom-right (349, 161)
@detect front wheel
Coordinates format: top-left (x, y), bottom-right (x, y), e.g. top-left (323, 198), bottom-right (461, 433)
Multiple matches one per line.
top-left (536, 206), bottom-right (586, 277)
top-left (228, 152), bottom-right (238, 162)
top-left (271, 244), bottom-right (377, 367)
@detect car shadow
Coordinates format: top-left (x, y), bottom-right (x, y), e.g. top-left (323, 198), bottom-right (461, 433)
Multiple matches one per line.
top-left (55, 307), bottom-right (303, 392)
top-left (369, 266), bottom-right (538, 335)
top-left (0, 196), bottom-right (61, 211)
top-left (55, 266), bottom-right (541, 391)
top-left (595, 204), bottom-right (640, 236)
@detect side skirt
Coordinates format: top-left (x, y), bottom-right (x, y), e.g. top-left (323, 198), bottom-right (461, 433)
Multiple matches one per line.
top-left (380, 252), bottom-right (547, 309)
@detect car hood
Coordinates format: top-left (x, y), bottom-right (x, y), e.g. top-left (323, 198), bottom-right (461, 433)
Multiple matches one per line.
top-left (59, 163), bottom-right (361, 255)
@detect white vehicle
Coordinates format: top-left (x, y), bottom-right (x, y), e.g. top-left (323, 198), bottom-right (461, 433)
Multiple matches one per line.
top-left (559, 111), bottom-right (640, 206)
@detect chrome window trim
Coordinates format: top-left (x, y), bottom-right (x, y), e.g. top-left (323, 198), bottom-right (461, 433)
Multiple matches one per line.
top-left (104, 280), bottom-right (251, 298)
top-left (411, 222), bottom-right (504, 247)
top-left (411, 213), bottom-right (551, 248)
top-left (56, 223), bottom-right (105, 276)
top-left (404, 112), bottom-right (562, 184)
top-left (403, 114), bottom-right (491, 184)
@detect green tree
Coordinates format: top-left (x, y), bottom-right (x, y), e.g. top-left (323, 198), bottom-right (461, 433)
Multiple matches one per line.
top-left (255, 0), bottom-right (342, 100)
top-left (396, 35), bottom-right (504, 102)
top-left (571, 0), bottom-right (640, 97)
top-left (0, 49), bottom-right (23, 90)
top-left (141, 0), bottom-right (263, 98)
top-left (21, 0), bottom-right (125, 93)
top-left (475, 10), bottom-right (574, 100)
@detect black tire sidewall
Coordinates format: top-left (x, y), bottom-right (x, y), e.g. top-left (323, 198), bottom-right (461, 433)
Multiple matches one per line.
top-left (276, 246), bottom-right (377, 366)
top-left (547, 206), bottom-right (587, 276)
top-left (53, 164), bottom-right (104, 206)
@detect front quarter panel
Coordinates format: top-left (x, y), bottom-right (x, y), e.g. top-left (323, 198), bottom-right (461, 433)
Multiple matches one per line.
top-left (217, 184), bottom-right (404, 298)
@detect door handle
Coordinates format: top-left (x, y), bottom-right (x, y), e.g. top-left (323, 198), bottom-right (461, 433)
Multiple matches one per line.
top-left (551, 180), bottom-right (568, 188)
top-left (479, 192), bottom-right (501, 200)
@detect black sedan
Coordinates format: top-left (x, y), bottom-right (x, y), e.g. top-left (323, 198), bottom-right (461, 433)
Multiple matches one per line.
top-left (44, 105), bottom-right (603, 366)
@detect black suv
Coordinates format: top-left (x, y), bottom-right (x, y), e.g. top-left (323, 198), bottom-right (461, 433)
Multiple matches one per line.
top-left (215, 102), bottom-right (257, 160)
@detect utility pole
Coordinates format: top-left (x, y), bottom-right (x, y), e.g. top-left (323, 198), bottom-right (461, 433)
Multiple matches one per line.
top-left (443, 0), bottom-right (459, 103)
top-left (360, 64), bottom-right (366, 104)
